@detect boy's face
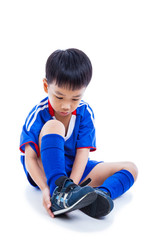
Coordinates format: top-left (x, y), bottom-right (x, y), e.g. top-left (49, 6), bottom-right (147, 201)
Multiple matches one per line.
top-left (43, 79), bottom-right (86, 118)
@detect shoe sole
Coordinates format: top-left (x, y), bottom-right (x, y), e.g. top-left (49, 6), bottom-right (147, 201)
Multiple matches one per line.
top-left (80, 193), bottom-right (114, 218)
top-left (53, 191), bottom-right (97, 216)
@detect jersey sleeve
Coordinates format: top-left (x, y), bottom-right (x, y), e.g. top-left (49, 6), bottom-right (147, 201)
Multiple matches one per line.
top-left (19, 109), bottom-right (44, 157)
top-left (76, 104), bottom-right (96, 151)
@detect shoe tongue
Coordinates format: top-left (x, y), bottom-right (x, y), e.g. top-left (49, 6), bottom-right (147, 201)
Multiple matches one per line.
top-left (55, 176), bottom-right (68, 186)
top-left (64, 179), bottom-right (73, 188)
top-left (55, 176), bottom-right (74, 188)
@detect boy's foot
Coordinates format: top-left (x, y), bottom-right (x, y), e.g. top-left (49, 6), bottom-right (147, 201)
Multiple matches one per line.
top-left (50, 176), bottom-right (97, 216)
top-left (80, 188), bottom-right (114, 218)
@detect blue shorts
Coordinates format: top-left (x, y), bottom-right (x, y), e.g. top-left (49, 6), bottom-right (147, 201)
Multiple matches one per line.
top-left (26, 158), bottom-right (103, 188)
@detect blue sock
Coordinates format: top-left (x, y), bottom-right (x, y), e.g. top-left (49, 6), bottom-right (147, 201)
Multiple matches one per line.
top-left (98, 170), bottom-right (134, 199)
top-left (41, 134), bottom-right (67, 195)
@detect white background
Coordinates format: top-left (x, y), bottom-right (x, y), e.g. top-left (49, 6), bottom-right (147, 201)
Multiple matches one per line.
top-left (0, 0), bottom-right (160, 239)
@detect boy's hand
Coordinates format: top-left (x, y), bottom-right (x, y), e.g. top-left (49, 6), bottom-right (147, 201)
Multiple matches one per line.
top-left (42, 187), bottom-right (54, 218)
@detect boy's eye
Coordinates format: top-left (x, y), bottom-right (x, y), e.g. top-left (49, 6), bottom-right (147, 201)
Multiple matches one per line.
top-left (56, 96), bottom-right (63, 100)
top-left (72, 99), bottom-right (79, 101)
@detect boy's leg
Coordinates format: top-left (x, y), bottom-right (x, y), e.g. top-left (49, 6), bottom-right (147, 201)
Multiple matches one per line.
top-left (80, 161), bottom-right (138, 218)
top-left (39, 120), bottom-right (97, 216)
top-left (39, 120), bottom-right (66, 195)
top-left (98, 169), bottom-right (134, 199)
top-left (82, 161), bottom-right (138, 194)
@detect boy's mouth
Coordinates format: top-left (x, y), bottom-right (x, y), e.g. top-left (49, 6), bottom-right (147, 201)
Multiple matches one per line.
top-left (59, 111), bottom-right (70, 116)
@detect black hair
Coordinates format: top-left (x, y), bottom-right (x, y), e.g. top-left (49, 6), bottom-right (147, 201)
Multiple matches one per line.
top-left (45, 48), bottom-right (92, 90)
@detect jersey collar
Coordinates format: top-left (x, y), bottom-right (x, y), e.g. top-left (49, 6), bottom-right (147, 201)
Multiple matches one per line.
top-left (48, 99), bottom-right (76, 117)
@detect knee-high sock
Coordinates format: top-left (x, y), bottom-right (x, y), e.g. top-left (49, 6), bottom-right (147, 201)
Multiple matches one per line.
top-left (41, 134), bottom-right (67, 195)
top-left (98, 170), bottom-right (134, 199)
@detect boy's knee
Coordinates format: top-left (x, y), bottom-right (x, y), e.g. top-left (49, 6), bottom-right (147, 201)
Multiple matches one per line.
top-left (40, 120), bottom-right (65, 138)
top-left (123, 161), bottom-right (138, 181)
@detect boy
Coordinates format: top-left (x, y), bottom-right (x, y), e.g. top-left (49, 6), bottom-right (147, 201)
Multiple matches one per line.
top-left (20, 48), bottom-right (138, 218)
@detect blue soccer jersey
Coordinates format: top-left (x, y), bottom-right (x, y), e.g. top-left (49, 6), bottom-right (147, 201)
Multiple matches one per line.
top-left (20, 97), bottom-right (99, 184)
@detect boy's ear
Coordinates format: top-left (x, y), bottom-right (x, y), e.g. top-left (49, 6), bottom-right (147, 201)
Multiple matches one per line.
top-left (43, 78), bottom-right (48, 93)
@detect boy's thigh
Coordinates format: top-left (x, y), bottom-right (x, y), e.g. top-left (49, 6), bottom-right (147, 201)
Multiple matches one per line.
top-left (82, 161), bottom-right (128, 187)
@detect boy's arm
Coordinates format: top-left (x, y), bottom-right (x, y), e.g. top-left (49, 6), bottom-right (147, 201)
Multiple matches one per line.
top-left (25, 144), bottom-right (54, 218)
top-left (25, 144), bottom-right (47, 191)
top-left (69, 148), bottom-right (90, 184)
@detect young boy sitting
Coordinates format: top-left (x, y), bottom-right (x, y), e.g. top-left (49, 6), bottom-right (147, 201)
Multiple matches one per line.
top-left (20, 48), bottom-right (138, 218)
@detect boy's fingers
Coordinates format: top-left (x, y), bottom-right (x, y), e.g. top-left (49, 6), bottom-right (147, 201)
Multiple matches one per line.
top-left (42, 188), bottom-right (54, 218)
top-left (47, 208), bottom-right (54, 218)
top-left (44, 199), bottom-right (54, 218)
top-left (43, 195), bottom-right (50, 207)
top-left (45, 203), bottom-right (54, 218)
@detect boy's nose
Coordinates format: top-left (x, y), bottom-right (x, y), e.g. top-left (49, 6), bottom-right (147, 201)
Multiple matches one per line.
top-left (61, 104), bottom-right (70, 112)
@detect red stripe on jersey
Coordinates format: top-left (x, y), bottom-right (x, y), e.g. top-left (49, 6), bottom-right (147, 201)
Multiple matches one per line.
top-left (20, 141), bottom-right (40, 157)
top-left (48, 100), bottom-right (54, 117)
top-left (76, 147), bottom-right (96, 152)
top-left (72, 109), bottom-right (77, 115)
